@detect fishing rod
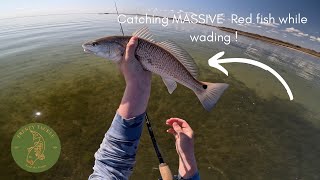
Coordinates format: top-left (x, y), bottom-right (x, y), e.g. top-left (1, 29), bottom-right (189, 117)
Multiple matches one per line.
top-left (114, 2), bottom-right (172, 179)
top-left (145, 113), bottom-right (173, 180)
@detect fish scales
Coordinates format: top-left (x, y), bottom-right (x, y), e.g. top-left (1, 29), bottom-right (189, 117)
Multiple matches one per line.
top-left (136, 38), bottom-right (203, 92)
top-left (82, 27), bottom-right (229, 111)
top-left (114, 36), bottom-right (202, 92)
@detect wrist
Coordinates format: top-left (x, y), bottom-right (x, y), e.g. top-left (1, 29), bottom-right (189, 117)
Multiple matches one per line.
top-left (178, 154), bottom-right (198, 178)
top-left (118, 80), bottom-right (151, 119)
top-left (126, 81), bottom-right (151, 91)
top-left (126, 76), bottom-right (151, 90)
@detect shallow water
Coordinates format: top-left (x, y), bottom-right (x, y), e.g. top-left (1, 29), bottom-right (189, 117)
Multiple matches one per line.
top-left (0, 14), bottom-right (320, 179)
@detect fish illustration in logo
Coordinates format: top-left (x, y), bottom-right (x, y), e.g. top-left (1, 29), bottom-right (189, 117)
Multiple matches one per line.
top-left (26, 130), bottom-right (46, 165)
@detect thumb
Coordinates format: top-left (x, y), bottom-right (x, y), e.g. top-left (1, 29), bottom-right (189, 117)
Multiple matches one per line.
top-left (125, 36), bottom-right (138, 60)
top-left (172, 122), bottom-right (182, 133)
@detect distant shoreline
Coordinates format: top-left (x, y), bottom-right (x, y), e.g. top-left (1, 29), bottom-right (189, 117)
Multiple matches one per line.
top-left (104, 13), bottom-right (320, 59)
top-left (215, 26), bottom-right (320, 59)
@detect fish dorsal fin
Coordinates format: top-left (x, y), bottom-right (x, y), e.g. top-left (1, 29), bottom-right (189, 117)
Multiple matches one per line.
top-left (132, 26), bottom-right (156, 43)
top-left (157, 40), bottom-right (198, 78)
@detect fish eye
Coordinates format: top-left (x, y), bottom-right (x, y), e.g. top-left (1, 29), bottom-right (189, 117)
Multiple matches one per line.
top-left (92, 42), bottom-right (98, 46)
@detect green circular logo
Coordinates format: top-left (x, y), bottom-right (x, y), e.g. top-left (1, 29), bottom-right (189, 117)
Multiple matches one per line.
top-left (11, 123), bottom-right (61, 173)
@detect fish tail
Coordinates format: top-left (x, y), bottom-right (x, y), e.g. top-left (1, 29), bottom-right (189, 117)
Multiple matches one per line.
top-left (195, 82), bottom-right (229, 111)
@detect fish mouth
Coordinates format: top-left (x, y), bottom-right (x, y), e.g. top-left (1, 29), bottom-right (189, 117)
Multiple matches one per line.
top-left (83, 48), bottom-right (93, 54)
top-left (82, 44), bottom-right (94, 54)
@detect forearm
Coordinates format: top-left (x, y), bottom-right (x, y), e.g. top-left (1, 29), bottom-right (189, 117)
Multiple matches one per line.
top-left (89, 36), bottom-right (151, 179)
top-left (89, 112), bottom-right (145, 180)
top-left (118, 80), bottom-right (151, 119)
top-left (178, 154), bottom-right (199, 179)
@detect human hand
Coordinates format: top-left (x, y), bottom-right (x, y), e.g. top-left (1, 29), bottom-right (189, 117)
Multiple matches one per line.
top-left (117, 36), bottom-right (152, 119)
top-left (166, 118), bottom-right (198, 178)
top-left (119, 36), bottom-right (151, 88)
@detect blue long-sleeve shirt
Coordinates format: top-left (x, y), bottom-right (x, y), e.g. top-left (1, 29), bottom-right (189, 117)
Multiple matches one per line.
top-left (88, 112), bottom-right (200, 180)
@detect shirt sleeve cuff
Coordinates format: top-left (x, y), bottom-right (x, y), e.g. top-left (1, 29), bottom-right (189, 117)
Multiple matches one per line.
top-left (107, 111), bottom-right (146, 141)
top-left (178, 171), bottom-right (200, 180)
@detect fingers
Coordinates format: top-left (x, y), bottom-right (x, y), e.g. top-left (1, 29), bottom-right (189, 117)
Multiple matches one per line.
top-left (166, 128), bottom-right (176, 135)
top-left (125, 36), bottom-right (138, 61)
top-left (166, 120), bottom-right (183, 133)
top-left (166, 118), bottom-right (191, 129)
top-left (172, 122), bottom-right (183, 133)
top-left (167, 127), bottom-right (179, 140)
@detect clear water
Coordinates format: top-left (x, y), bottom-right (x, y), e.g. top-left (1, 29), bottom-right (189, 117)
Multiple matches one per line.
top-left (0, 14), bottom-right (320, 179)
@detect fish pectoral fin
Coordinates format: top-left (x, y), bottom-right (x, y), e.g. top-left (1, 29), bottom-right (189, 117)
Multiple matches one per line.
top-left (157, 40), bottom-right (198, 78)
top-left (132, 26), bottom-right (156, 43)
top-left (162, 77), bottom-right (177, 94)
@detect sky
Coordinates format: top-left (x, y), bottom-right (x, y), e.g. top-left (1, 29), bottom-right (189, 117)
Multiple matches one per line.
top-left (0, 0), bottom-right (319, 50)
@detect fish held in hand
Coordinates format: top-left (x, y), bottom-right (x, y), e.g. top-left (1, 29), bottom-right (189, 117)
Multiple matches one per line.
top-left (82, 27), bottom-right (228, 111)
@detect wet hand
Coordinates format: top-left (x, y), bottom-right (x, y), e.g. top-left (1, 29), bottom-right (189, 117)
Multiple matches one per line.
top-left (117, 36), bottom-right (152, 119)
top-left (166, 118), bottom-right (194, 156)
top-left (119, 36), bottom-right (151, 88)
top-left (166, 118), bottom-right (198, 178)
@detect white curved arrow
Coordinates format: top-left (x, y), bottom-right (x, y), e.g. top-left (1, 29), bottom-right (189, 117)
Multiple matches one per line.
top-left (208, 51), bottom-right (294, 101)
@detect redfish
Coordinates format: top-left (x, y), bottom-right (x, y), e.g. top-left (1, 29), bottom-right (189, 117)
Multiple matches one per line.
top-left (82, 27), bottom-right (228, 111)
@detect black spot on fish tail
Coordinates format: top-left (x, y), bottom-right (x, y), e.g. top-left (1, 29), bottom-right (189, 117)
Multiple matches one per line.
top-left (203, 85), bottom-right (207, 89)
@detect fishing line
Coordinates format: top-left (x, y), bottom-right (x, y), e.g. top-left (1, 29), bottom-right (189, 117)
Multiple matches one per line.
top-left (114, 0), bottom-right (166, 164)
top-left (113, 3), bottom-right (172, 178)
top-left (114, 1), bottom-right (124, 36)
